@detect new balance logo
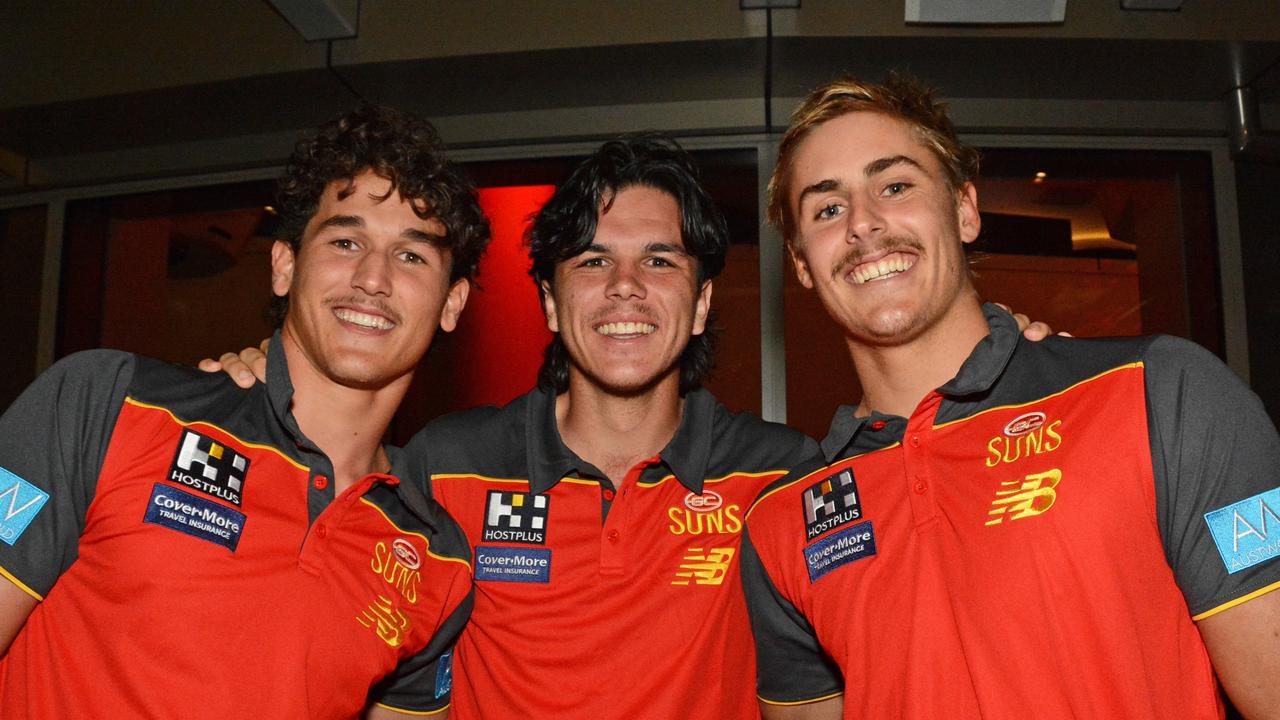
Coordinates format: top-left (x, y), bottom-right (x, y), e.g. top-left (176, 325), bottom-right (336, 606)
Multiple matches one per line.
top-left (168, 429), bottom-right (249, 506)
top-left (986, 468), bottom-right (1062, 525)
top-left (672, 547), bottom-right (736, 586)
top-left (0, 467), bottom-right (50, 546)
top-left (803, 468), bottom-right (861, 540)
top-left (482, 490), bottom-right (549, 544)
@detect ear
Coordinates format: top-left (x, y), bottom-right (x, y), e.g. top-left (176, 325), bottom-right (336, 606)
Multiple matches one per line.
top-left (788, 242), bottom-right (815, 289)
top-left (437, 278), bottom-right (471, 333)
top-left (691, 280), bottom-right (713, 336)
top-left (540, 280), bottom-right (559, 333)
top-left (956, 182), bottom-right (981, 245)
top-left (270, 240), bottom-right (296, 297)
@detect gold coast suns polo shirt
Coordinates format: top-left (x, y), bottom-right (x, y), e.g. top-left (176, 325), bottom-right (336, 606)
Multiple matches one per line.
top-left (407, 386), bottom-right (818, 719)
top-left (0, 339), bottom-right (473, 719)
top-left (742, 305), bottom-right (1280, 719)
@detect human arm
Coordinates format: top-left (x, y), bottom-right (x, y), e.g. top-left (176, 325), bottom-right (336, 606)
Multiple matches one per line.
top-left (761, 696), bottom-right (843, 720)
top-left (1197, 591), bottom-right (1280, 719)
top-left (197, 337), bottom-right (269, 388)
top-left (0, 579), bottom-right (37, 656)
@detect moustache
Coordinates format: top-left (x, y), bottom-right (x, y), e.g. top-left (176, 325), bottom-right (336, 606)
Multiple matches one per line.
top-left (324, 296), bottom-right (401, 325)
top-left (831, 237), bottom-right (925, 281)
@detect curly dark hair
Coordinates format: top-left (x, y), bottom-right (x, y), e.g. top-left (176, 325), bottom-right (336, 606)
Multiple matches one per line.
top-left (270, 105), bottom-right (490, 326)
top-left (526, 133), bottom-right (729, 395)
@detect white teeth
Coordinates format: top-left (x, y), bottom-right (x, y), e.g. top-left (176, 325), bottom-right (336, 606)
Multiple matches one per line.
top-left (852, 254), bottom-right (914, 284)
top-left (595, 321), bottom-right (656, 337)
top-left (335, 308), bottom-right (395, 330)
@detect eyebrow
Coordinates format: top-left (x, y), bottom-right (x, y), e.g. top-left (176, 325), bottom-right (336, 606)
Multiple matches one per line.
top-left (316, 215), bottom-right (445, 244)
top-left (795, 154), bottom-right (928, 207)
top-left (579, 242), bottom-right (690, 255)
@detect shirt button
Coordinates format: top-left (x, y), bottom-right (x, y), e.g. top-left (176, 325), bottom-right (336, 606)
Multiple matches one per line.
top-left (606, 529), bottom-right (621, 543)
top-left (913, 478), bottom-right (928, 494)
top-left (312, 475), bottom-right (329, 490)
top-left (603, 489), bottom-right (615, 501)
top-left (315, 523), bottom-right (329, 538)
top-left (869, 420), bottom-right (887, 431)
top-left (909, 435), bottom-right (921, 448)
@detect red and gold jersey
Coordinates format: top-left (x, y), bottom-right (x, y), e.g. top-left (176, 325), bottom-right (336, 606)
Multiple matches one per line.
top-left (743, 306), bottom-right (1280, 719)
top-left (0, 342), bottom-right (473, 718)
top-left (407, 387), bottom-right (818, 719)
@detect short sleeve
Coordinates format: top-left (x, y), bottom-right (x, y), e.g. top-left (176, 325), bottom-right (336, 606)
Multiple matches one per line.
top-left (0, 350), bottom-right (134, 599)
top-left (1145, 335), bottom-right (1280, 618)
top-left (368, 592), bottom-right (473, 713)
top-left (741, 527), bottom-right (843, 705)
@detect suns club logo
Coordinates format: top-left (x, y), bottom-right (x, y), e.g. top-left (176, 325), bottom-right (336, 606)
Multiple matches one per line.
top-left (391, 537), bottom-right (421, 570)
top-left (1004, 412), bottom-right (1047, 437)
top-left (684, 490), bottom-right (723, 513)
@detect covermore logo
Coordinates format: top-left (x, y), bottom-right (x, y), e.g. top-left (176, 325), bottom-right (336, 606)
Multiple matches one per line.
top-left (0, 467), bottom-right (50, 546)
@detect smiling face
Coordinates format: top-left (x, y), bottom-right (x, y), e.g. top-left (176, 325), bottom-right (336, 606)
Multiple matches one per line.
top-left (541, 185), bottom-right (712, 397)
top-left (787, 111), bottom-right (980, 347)
top-left (272, 170), bottom-right (469, 390)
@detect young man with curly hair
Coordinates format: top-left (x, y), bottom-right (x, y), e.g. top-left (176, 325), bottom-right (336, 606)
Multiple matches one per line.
top-left (0, 106), bottom-right (489, 718)
top-left (741, 74), bottom-right (1280, 719)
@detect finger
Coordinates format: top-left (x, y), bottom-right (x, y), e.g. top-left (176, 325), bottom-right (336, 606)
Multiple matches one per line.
top-left (219, 352), bottom-right (257, 389)
top-left (1021, 321), bottom-right (1053, 342)
top-left (197, 358), bottom-right (223, 372)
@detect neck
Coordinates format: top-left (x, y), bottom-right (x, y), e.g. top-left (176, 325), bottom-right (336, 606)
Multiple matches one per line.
top-left (555, 371), bottom-right (684, 489)
top-left (280, 331), bottom-right (407, 494)
top-left (847, 297), bottom-right (990, 418)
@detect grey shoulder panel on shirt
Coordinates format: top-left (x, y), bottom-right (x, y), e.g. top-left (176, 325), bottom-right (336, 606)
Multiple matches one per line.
top-left (0, 350), bottom-right (137, 596)
top-left (1142, 334), bottom-right (1280, 617)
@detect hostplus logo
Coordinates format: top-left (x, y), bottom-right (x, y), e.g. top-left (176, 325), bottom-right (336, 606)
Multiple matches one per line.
top-left (802, 468), bottom-right (862, 540)
top-left (168, 429), bottom-right (249, 506)
top-left (482, 491), bottom-right (549, 544)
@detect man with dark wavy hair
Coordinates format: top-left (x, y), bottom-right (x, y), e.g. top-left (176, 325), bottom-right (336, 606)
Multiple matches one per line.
top-left (401, 134), bottom-right (820, 719)
top-left (0, 105), bottom-right (488, 718)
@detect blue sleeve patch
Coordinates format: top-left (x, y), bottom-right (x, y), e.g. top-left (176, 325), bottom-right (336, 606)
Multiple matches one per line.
top-left (805, 520), bottom-right (876, 582)
top-left (1204, 487), bottom-right (1280, 574)
top-left (434, 649), bottom-right (453, 699)
top-left (0, 467), bottom-right (51, 546)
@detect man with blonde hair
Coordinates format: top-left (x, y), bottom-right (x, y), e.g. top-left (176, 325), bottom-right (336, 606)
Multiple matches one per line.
top-left (742, 73), bottom-right (1280, 719)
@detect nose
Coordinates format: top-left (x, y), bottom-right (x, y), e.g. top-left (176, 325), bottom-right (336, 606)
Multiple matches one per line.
top-left (605, 260), bottom-right (646, 301)
top-left (847, 198), bottom-right (886, 243)
top-left (352, 250), bottom-right (392, 296)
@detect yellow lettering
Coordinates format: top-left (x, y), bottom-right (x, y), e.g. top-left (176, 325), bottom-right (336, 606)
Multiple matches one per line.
top-left (986, 437), bottom-right (1003, 468)
top-left (668, 507), bottom-right (689, 535)
top-left (371, 541), bottom-right (390, 574)
top-left (1025, 429), bottom-right (1041, 455)
top-left (1043, 420), bottom-right (1063, 452)
top-left (724, 505), bottom-right (743, 533)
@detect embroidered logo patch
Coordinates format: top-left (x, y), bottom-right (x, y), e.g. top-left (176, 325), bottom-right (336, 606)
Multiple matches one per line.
top-left (1205, 487), bottom-right (1280, 574)
top-left (802, 468), bottom-right (861, 540)
top-left (805, 520), bottom-right (876, 583)
top-left (474, 546), bottom-right (551, 583)
top-left (435, 650), bottom-right (453, 699)
top-left (144, 483), bottom-right (245, 551)
top-left (357, 594), bottom-right (410, 648)
top-left (0, 466), bottom-right (50, 546)
top-left (482, 490), bottom-right (548, 544)
top-left (168, 429), bottom-right (249, 506)
top-left (985, 469), bottom-right (1062, 526)
top-left (671, 547), bottom-right (735, 586)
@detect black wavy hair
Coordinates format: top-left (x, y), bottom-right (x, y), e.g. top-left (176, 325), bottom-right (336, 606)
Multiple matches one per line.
top-left (270, 105), bottom-right (490, 326)
top-left (526, 133), bottom-right (729, 395)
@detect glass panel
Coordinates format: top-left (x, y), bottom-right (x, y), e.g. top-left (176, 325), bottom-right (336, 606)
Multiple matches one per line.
top-left (784, 148), bottom-right (1220, 440)
top-left (0, 205), bottom-right (47, 408)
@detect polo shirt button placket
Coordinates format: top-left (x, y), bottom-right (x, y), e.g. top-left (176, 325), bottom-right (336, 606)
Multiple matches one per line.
top-left (903, 394), bottom-right (942, 526)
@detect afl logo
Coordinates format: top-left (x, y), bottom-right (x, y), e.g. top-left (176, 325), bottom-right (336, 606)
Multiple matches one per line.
top-left (684, 490), bottom-right (723, 513)
top-left (391, 538), bottom-right (421, 570)
top-left (1004, 412), bottom-right (1047, 437)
